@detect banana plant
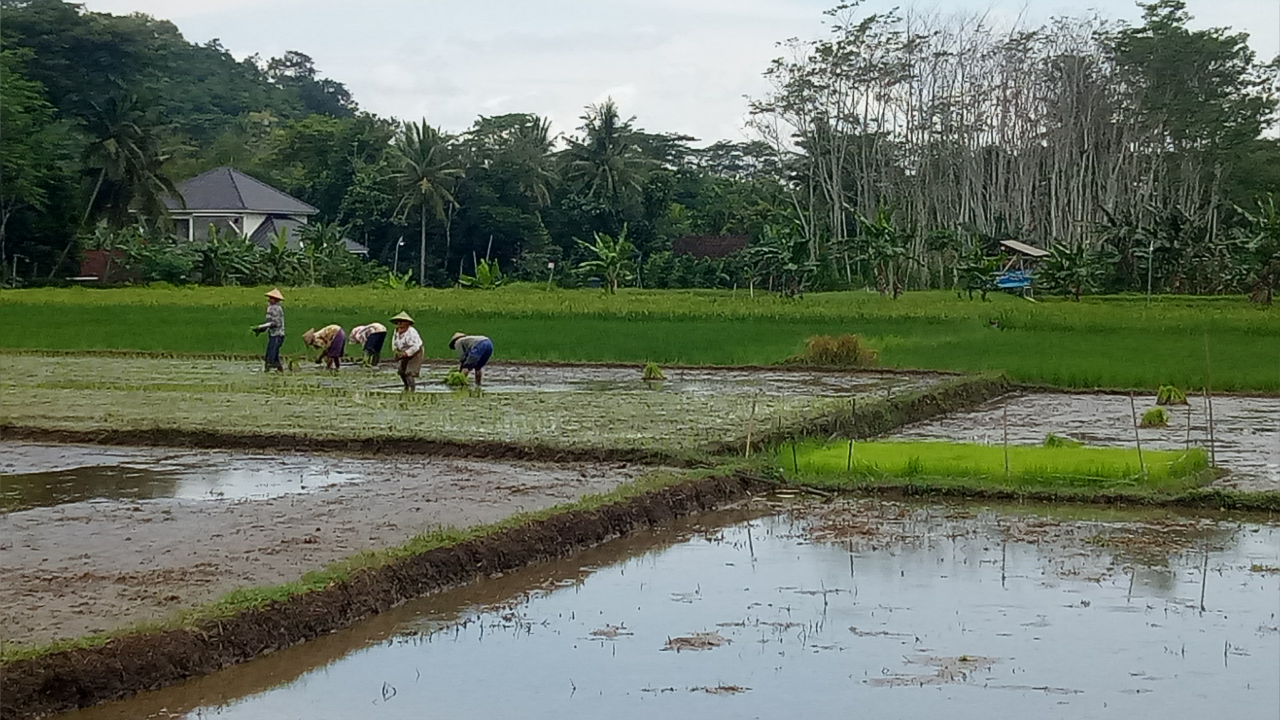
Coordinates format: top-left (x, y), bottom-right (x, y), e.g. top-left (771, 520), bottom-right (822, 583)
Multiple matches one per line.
top-left (576, 225), bottom-right (635, 294)
top-left (458, 258), bottom-right (504, 289)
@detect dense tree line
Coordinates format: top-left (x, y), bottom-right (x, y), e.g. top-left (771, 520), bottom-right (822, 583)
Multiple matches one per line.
top-left (2, 0), bottom-right (1277, 300)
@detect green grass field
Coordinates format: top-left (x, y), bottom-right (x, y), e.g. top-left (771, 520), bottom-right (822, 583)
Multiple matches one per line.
top-left (778, 439), bottom-right (1211, 494)
top-left (2, 285), bottom-right (1277, 390)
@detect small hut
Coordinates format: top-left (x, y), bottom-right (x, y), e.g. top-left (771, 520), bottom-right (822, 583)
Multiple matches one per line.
top-left (995, 239), bottom-right (1048, 297)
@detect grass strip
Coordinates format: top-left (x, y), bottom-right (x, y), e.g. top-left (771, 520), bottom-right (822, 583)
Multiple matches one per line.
top-left (776, 439), bottom-right (1212, 494)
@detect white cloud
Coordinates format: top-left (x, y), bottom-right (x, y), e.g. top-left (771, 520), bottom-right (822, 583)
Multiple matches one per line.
top-left (80, 0), bottom-right (1280, 142)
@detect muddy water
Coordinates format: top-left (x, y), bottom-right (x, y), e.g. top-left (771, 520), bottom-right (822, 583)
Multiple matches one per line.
top-left (0, 442), bottom-right (366, 511)
top-left (891, 393), bottom-right (1280, 491)
top-left (65, 500), bottom-right (1280, 720)
top-left (359, 362), bottom-right (940, 397)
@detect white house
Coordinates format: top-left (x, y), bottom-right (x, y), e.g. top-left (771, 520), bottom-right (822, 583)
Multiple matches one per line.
top-left (163, 167), bottom-right (368, 254)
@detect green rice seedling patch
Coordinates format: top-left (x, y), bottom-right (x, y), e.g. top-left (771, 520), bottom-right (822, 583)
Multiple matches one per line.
top-left (1157, 385), bottom-right (1189, 405)
top-left (776, 439), bottom-right (1210, 494)
top-left (1140, 407), bottom-right (1170, 428)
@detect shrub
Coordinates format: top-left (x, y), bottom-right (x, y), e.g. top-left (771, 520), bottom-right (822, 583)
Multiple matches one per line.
top-left (1156, 385), bottom-right (1188, 405)
top-left (1140, 407), bottom-right (1169, 428)
top-left (786, 334), bottom-right (879, 367)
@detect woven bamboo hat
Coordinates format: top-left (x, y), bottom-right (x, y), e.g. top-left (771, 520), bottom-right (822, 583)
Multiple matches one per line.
top-left (265, 288), bottom-right (284, 301)
top-left (390, 311), bottom-right (415, 325)
top-left (449, 332), bottom-right (466, 349)
top-left (302, 328), bottom-right (317, 346)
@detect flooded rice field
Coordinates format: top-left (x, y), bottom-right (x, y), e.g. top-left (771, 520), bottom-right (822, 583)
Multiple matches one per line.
top-left (0, 449), bottom-right (652, 645)
top-left (66, 500), bottom-right (1280, 720)
top-left (0, 355), bottom-right (946, 452)
top-left (0, 442), bottom-right (372, 511)
top-left (892, 393), bottom-right (1280, 492)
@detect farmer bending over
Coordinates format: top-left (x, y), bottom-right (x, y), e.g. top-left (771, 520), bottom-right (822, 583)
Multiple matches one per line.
top-left (391, 312), bottom-right (423, 391)
top-left (350, 322), bottom-right (388, 366)
top-left (302, 324), bottom-right (346, 371)
top-left (251, 288), bottom-right (286, 372)
top-left (450, 332), bottom-right (493, 388)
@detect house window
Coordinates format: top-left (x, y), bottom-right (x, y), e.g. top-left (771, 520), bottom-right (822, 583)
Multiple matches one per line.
top-left (173, 218), bottom-right (191, 242)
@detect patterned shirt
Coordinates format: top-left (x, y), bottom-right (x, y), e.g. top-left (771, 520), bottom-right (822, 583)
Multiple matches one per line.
top-left (264, 303), bottom-right (285, 337)
top-left (351, 323), bottom-right (386, 345)
top-left (392, 326), bottom-right (423, 357)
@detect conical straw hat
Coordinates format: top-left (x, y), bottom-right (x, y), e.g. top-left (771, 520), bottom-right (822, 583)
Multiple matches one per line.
top-left (390, 311), bottom-right (415, 324)
top-left (265, 288), bottom-right (284, 300)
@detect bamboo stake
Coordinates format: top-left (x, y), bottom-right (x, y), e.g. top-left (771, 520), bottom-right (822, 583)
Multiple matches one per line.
top-left (745, 396), bottom-right (758, 459)
top-left (1203, 336), bottom-right (1216, 468)
top-left (1002, 400), bottom-right (1010, 478)
top-left (846, 397), bottom-right (855, 473)
top-left (1129, 392), bottom-right (1145, 476)
top-left (1185, 402), bottom-right (1192, 451)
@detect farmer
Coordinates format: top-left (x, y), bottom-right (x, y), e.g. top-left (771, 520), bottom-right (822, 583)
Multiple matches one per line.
top-left (251, 288), bottom-right (285, 372)
top-left (391, 312), bottom-right (423, 391)
top-left (302, 324), bottom-right (346, 371)
top-left (449, 332), bottom-right (494, 388)
top-left (350, 322), bottom-right (388, 366)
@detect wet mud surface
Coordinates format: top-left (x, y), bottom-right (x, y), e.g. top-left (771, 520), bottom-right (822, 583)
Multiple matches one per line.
top-left (0, 451), bottom-right (653, 646)
top-left (891, 393), bottom-right (1280, 491)
top-left (64, 499), bottom-right (1280, 720)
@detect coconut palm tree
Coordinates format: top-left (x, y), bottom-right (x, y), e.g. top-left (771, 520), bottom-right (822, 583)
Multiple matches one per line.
top-left (563, 99), bottom-right (649, 204)
top-left (390, 120), bottom-right (462, 283)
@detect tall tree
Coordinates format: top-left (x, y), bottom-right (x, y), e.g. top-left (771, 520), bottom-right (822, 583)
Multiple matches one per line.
top-left (391, 120), bottom-right (462, 282)
top-left (563, 99), bottom-right (650, 204)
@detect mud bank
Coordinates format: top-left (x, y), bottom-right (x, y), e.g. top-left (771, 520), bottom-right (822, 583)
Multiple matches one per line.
top-left (0, 473), bottom-right (759, 720)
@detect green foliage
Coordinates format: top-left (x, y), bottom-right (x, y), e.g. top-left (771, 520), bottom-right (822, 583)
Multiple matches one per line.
top-left (642, 361), bottom-right (665, 381)
top-left (374, 269), bottom-right (417, 290)
top-left (1039, 244), bottom-right (1106, 300)
top-left (743, 224), bottom-right (815, 296)
top-left (1043, 433), bottom-right (1083, 449)
top-left (956, 246), bottom-right (999, 300)
top-left (459, 258), bottom-right (505, 289)
top-left (1156, 385), bottom-right (1188, 405)
top-left (576, 225), bottom-right (635, 293)
top-left (442, 370), bottom-right (469, 388)
top-left (1140, 407), bottom-right (1170, 428)
top-left (787, 334), bottom-right (879, 368)
top-left (197, 226), bottom-right (262, 286)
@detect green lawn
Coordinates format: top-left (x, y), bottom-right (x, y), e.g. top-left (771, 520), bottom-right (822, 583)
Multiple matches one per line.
top-left (2, 285), bottom-right (1277, 390)
top-left (779, 439), bottom-right (1211, 494)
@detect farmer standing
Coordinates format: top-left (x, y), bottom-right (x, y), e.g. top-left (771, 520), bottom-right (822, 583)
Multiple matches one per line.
top-left (449, 332), bottom-right (493, 388)
top-left (302, 324), bottom-right (346, 371)
top-left (251, 288), bottom-right (285, 372)
top-left (350, 322), bottom-right (388, 366)
top-left (391, 312), bottom-right (423, 391)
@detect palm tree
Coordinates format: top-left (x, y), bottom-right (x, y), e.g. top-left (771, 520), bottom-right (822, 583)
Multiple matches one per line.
top-left (563, 98), bottom-right (649, 203)
top-left (80, 96), bottom-right (178, 228)
top-left (510, 115), bottom-right (557, 210)
top-left (576, 224), bottom-right (635, 294)
top-left (390, 120), bottom-right (462, 283)
top-left (51, 95), bottom-right (178, 276)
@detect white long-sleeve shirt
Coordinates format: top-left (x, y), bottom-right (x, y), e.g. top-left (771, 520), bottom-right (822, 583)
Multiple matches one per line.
top-left (392, 326), bottom-right (422, 357)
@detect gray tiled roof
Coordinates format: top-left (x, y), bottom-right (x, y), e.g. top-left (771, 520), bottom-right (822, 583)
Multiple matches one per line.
top-left (164, 167), bottom-right (318, 215)
top-left (248, 215), bottom-right (306, 249)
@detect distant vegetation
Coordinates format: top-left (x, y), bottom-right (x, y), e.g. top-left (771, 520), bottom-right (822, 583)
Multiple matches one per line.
top-left (1, 0), bottom-right (1277, 302)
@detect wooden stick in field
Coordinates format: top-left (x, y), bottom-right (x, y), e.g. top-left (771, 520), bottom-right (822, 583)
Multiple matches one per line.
top-left (847, 396), bottom-right (856, 474)
top-left (1002, 400), bottom-right (1010, 478)
top-left (1129, 392), bottom-right (1145, 475)
top-left (745, 396), bottom-right (758, 458)
top-left (1203, 336), bottom-right (1217, 468)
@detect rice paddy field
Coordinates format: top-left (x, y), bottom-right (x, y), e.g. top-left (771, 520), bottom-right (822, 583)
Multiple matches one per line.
top-left (0, 354), bottom-right (943, 454)
top-left (2, 285), bottom-right (1278, 390)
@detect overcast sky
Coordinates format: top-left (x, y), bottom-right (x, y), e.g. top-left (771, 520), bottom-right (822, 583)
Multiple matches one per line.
top-left (84, 0), bottom-right (1279, 143)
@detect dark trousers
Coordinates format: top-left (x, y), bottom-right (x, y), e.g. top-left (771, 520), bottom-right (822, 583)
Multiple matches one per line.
top-left (265, 334), bottom-right (285, 371)
top-left (363, 331), bottom-right (387, 365)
